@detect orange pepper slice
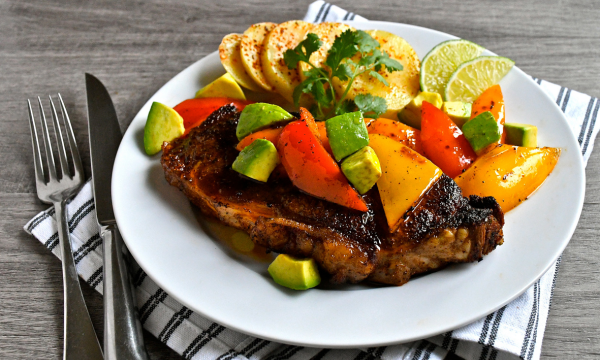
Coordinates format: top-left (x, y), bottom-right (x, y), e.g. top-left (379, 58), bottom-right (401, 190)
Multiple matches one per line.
top-left (366, 118), bottom-right (423, 155)
top-left (471, 84), bottom-right (506, 144)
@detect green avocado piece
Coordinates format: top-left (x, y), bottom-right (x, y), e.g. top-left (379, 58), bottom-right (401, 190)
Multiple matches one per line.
top-left (232, 139), bottom-right (280, 182)
top-left (397, 106), bottom-right (421, 129)
top-left (462, 111), bottom-right (501, 153)
top-left (236, 103), bottom-right (293, 140)
top-left (504, 123), bottom-right (538, 147)
top-left (341, 146), bottom-right (382, 194)
top-left (442, 101), bottom-right (472, 129)
top-left (325, 111), bottom-right (369, 161)
top-left (397, 91), bottom-right (443, 129)
top-left (268, 254), bottom-right (321, 290)
top-left (144, 102), bottom-right (185, 155)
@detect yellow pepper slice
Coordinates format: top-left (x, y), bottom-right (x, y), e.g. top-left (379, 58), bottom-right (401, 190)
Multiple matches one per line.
top-left (369, 134), bottom-right (442, 232)
top-left (454, 144), bottom-right (560, 213)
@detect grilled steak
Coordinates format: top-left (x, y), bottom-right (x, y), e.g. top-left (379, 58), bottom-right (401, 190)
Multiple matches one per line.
top-left (161, 105), bottom-right (504, 286)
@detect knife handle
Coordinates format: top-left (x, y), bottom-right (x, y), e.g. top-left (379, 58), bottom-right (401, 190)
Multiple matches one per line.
top-left (102, 225), bottom-right (149, 360)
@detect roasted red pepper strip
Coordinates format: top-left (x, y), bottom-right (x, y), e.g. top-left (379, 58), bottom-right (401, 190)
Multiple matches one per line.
top-left (277, 108), bottom-right (368, 212)
top-left (471, 84), bottom-right (506, 144)
top-left (421, 101), bottom-right (477, 178)
top-left (298, 107), bottom-right (321, 140)
top-left (174, 97), bottom-right (252, 134)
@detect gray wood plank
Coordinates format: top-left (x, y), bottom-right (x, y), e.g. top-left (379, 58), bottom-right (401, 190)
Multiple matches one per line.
top-left (1, 0), bottom-right (599, 358)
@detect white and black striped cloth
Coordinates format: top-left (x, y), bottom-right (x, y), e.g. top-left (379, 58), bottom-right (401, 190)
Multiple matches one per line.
top-left (23, 2), bottom-right (600, 359)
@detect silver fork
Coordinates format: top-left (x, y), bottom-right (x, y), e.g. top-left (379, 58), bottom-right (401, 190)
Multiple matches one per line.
top-left (27, 95), bottom-right (104, 360)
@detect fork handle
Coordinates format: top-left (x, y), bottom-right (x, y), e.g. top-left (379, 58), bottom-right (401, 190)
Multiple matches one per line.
top-left (55, 200), bottom-right (104, 360)
top-left (101, 224), bottom-right (149, 360)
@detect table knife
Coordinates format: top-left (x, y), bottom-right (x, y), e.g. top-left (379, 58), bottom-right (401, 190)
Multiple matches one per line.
top-left (86, 73), bottom-right (149, 360)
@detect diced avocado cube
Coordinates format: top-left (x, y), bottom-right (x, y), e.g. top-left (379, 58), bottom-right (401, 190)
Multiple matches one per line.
top-left (341, 146), bottom-right (382, 194)
top-left (397, 106), bottom-right (420, 129)
top-left (143, 102), bottom-right (185, 155)
top-left (236, 103), bottom-right (293, 140)
top-left (195, 73), bottom-right (246, 100)
top-left (232, 139), bottom-right (280, 182)
top-left (325, 111), bottom-right (369, 161)
top-left (397, 92), bottom-right (443, 129)
top-left (268, 254), bottom-right (321, 290)
top-left (504, 123), bottom-right (538, 147)
top-left (442, 101), bottom-right (472, 129)
top-left (462, 111), bottom-right (501, 153)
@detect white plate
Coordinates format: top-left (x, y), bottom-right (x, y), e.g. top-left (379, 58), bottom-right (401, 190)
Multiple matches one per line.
top-left (112, 20), bottom-right (585, 348)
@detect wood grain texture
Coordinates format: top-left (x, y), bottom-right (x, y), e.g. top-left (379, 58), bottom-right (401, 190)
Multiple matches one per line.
top-left (1, 0), bottom-right (599, 358)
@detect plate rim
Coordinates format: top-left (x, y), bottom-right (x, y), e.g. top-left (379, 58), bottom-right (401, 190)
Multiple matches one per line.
top-left (112, 19), bottom-right (586, 348)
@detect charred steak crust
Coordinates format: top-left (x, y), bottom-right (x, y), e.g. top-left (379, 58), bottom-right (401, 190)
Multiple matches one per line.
top-left (161, 105), bottom-right (505, 286)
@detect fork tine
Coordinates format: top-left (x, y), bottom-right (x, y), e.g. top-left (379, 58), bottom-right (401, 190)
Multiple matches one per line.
top-left (27, 100), bottom-right (46, 185)
top-left (58, 94), bottom-right (84, 182)
top-left (37, 97), bottom-right (58, 181)
top-left (49, 95), bottom-right (70, 179)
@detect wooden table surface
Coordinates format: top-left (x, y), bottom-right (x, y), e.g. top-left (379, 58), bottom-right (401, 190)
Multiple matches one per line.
top-left (2, 0), bottom-right (599, 358)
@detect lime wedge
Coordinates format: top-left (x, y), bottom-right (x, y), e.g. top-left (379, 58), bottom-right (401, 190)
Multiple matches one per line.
top-left (420, 39), bottom-right (484, 95)
top-left (445, 56), bottom-right (515, 102)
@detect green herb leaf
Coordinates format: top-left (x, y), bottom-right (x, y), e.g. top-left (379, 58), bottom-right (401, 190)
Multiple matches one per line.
top-left (301, 33), bottom-right (323, 58)
top-left (292, 78), bottom-right (316, 107)
top-left (358, 52), bottom-right (378, 68)
top-left (283, 33), bottom-right (322, 70)
top-left (303, 67), bottom-right (323, 79)
top-left (374, 54), bottom-right (403, 72)
top-left (355, 94), bottom-right (387, 118)
top-left (369, 71), bottom-right (389, 87)
top-left (336, 99), bottom-right (357, 115)
top-left (355, 30), bottom-right (379, 54)
top-left (283, 50), bottom-right (304, 70)
top-left (285, 29), bottom-right (403, 121)
top-left (325, 30), bottom-right (359, 75)
top-left (331, 62), bottom-right (353, 81)
top-left (312, 81), bottom-right (333, 108)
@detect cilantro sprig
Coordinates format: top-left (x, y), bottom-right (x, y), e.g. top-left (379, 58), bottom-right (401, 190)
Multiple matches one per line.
top-left (283, 30), bottom-right (403, 119)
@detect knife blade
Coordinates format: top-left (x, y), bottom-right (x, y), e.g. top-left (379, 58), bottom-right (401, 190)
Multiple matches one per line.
top-left (86, 73), bottom-right (121, 225)
top-left (86, 73), bottom-right (149, 360)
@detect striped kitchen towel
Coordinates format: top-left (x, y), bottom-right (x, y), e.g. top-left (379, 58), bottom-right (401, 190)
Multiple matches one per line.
top-left (23, 2), bottom-right (599, 360)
